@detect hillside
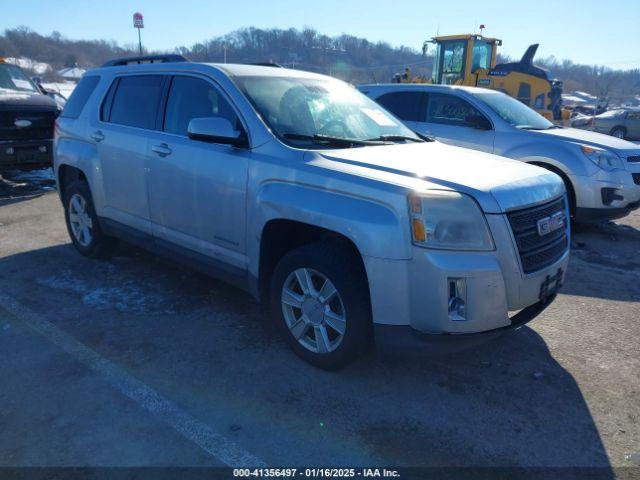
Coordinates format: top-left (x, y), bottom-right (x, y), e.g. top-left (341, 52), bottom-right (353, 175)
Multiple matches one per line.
top-left (1, 26), bottom-right (638, 99)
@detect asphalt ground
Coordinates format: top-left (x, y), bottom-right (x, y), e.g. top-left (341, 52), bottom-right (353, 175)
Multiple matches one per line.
top-left (0, 169), bottom-right (638, 478)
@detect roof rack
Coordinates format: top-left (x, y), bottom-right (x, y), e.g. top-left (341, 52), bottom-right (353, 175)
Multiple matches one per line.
top-left (249, 62), bottom-right (284, 68)
top-left (101, 54), bottom-right (188, 67)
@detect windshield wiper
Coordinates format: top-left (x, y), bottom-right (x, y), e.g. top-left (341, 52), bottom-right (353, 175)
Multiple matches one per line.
top-left (282, 133), bottom-right (381, 147)
top-left (365, 134), bottom-right (426, 143)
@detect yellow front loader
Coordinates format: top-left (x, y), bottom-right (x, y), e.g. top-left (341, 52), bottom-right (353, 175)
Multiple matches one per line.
top-left (427, 34), bottom-right (566, 121)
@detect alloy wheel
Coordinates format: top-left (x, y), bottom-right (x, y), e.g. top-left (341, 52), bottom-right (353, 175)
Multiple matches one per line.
top-left (281, 267), bottom-right (346, 354)
top-left (68, 193), bottom-right (93, 247)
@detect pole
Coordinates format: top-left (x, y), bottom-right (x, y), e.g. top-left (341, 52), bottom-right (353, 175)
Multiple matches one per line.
top-left (138, 28), bottom-right (142, 56)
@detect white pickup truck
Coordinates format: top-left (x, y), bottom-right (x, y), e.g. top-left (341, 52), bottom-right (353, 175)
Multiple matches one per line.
top-left (54, 57), bottom-right (570, 368)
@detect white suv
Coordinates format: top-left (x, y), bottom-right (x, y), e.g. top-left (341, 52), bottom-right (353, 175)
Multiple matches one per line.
top-left (54, 56), bottom-right (570, 369)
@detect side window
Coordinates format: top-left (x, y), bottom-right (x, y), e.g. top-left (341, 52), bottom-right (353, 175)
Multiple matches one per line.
top-left (164, 76), bottom-right (239, 136)
top-left (517, 82), bottom-right (532, 106)
top-left (100, 78), bottom-right (118, 121)
top-left (427, 93), bottom-right (485, 127)
top-left (627, 111), bottom-right (640, 120)
top-left (375, 91), bottom-right (427, 122)
top-left (60, 76), bottom-right (100, 119)
top-left (108, 75), bottom-right (165, 130)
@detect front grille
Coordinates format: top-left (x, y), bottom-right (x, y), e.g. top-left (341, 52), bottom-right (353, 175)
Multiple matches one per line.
top-left (507, 197), bottom-right (569, 274)
top-left (0, 109), bottom-right (56, 141)
top-left (633, 173), bottom-right (640, 185)
top-left (627, 155), bottom-right (640, 163)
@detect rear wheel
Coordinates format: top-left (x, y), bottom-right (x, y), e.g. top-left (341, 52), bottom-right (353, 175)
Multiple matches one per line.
top-left (64, 180), bottom-right (117, 258)
top-left (610, 127), bottom-right (626, 139)
top-left (270, 241), bottom-right (371, 370)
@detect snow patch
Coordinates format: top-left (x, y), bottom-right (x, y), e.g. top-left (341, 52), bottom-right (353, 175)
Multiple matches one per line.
top-left (4, 57), bottom-right (52, 75)
top-left (38, 269), bottom-right (189, 314)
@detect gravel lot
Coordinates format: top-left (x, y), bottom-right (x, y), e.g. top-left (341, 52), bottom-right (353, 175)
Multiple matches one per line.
top-left (0, 169), bottom-right (638, 475)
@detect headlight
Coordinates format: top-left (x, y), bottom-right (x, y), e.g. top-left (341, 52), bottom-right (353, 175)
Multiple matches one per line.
top-left (581, 145), bottom-right (624, 171)
top-left (409, 191), bottom-right (494, 251)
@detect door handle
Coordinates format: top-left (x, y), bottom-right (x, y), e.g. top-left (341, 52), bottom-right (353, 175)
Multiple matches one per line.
top-left (151, 143), bottom-right (172, 157)
top-left (91, 130), bottom-right (104, 142)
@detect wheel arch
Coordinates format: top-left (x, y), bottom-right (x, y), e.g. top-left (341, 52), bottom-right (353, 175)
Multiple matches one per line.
top-left (257, 218), bottom-right (368, 304)
top-left (526, 160), bottom-right (577, 214)
top-left (57, 164), bottom-right (88, 201)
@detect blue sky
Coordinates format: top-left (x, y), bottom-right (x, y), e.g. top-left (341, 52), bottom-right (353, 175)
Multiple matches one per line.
top-left (2, 0), bottom-right (639, 69)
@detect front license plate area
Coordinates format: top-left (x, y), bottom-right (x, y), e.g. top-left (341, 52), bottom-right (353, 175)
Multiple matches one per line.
top-left (539, 268), bottom-right (563, 302)
top-left (17, 149), bottom-right (40, 163)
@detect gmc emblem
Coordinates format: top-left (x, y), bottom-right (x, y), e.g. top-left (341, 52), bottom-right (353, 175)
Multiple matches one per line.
top-left (537, 211), bottom-right (566, 236)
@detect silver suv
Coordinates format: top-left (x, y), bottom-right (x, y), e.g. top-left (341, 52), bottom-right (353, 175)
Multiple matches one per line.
top-left (360, 84), bottom-right (640, 222)
top-left (54, 56), bottom-right (570, 369)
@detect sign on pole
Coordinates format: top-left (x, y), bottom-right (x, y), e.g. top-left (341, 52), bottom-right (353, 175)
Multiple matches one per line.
top-left (133, 12), bottom-right (144, 28)
top-left (133, 12), bottom-right (144, 56)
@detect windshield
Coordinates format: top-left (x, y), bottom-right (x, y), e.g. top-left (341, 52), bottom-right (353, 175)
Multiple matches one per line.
top-left (474, 90), bottom-right (554, 130)
top-left (234, 75), bottom-right (419, 147)
top-left (0, 64), bottom-right (39, 93)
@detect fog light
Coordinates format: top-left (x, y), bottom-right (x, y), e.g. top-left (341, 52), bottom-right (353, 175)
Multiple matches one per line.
top-left (5, 147), bottom-right (14, 155)
top-left (38, 145), bottom-right (47, 153)
top-left (601, 188), bottom-right (623, 206)
top-left (448, 278), bottom-right (467, 321)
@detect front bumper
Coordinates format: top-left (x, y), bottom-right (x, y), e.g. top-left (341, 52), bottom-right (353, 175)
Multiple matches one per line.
top-left (0, 139), bottom-right (53, 169)
top-left (374, 294), bottom-right (557, 352)
top-left (364, 213), bottom-right (570, 339)
top-left (571, 165), bottom-right (640, 221)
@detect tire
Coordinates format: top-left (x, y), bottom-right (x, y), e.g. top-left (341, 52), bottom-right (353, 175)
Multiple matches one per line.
top-left (269, 241), bottom-right (372, 370)
top-left (63, 180), bottom-right (117, 258)
top-left (610, 127), bottom-right (626, 139)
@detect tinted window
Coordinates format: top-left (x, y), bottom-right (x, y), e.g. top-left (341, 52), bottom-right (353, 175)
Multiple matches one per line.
top-left (427, 93), bottom-right (484, 126)
top-left (60, 76), bottom-right (100, 119)
top-left (100, 79), bottom-right (118, 121)
top-left (517, 82), bottom-right (532, 106)
top-left (164, 76), bottom-right (238, 136)
top-left (109, 75), bottom-right (165, 129)
top-left (376, 91), bottom-right (427, 122)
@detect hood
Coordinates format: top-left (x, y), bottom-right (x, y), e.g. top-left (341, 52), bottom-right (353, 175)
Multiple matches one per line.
top-left (535, 127), bottom-right (640, 155)
top-left (0, 89), bottom-right (58, 109)
top-left (306, 141), bottom-right (564, 213)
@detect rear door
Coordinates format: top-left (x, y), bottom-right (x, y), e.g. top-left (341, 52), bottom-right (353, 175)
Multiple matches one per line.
top-left (420, 92), bottom-right (495, 152)
top-left (93, 74), bottom-right (168, 234)
top-left (144, 74), bottom-right (250, 271)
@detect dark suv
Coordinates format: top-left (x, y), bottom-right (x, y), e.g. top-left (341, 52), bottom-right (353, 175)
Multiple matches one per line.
top-left (0, 59), bottom-right (60, 170)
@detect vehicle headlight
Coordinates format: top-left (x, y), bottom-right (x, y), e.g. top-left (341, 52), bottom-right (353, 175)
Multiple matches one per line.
top-left (581, 145), bottom-right (624, 171)
top-left (409, 191), bottom-right (494, 251)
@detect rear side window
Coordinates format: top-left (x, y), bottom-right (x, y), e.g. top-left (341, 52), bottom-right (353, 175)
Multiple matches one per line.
top-left (376, 91), bottom-right (427, 122)
top-left (60, 76), bottom-right (100, 119)
top-left (107, 75), bottom-right (165, 130)
top-left (164, 76), bottom-right (239, 136)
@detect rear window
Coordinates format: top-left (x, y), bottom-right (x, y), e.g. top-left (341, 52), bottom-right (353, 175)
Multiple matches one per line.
top-left (107, 75), bottom-right (165, 130)
top-left (60, 76), bottom-right (100, 119)
top-left (376, 91), bottom-right (427, 122)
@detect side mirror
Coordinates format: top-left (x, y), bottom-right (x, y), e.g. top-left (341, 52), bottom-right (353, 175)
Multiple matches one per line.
top-left (465, 115), bottom-right (492, 130)
top-left (187, 117), bottom-right (248, 148)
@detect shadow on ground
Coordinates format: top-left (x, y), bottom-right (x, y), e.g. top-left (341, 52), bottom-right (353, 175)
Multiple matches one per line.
top-left (0, 242), bottom-right (615, 471)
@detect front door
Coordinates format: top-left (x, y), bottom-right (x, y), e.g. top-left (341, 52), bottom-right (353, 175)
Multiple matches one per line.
top-left (415, 92), bottom-right (495, 153)
top-left (144, 74), bottom-right (250, 271)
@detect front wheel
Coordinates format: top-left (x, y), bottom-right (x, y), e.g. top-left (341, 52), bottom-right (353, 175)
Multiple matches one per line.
top-left (610, 127), bottom-right (626, 139)
top-left (270, 242), bottom-right (372, 370)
